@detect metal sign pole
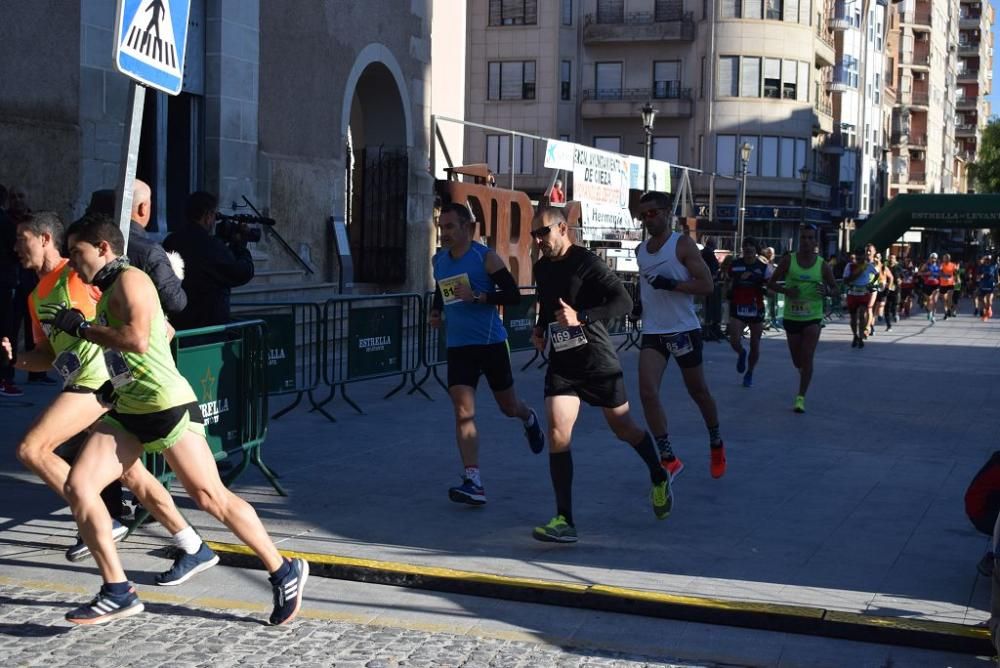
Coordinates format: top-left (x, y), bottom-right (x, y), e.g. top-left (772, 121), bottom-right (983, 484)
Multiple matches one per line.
top-left (115, 82), bottom-right (146, 252)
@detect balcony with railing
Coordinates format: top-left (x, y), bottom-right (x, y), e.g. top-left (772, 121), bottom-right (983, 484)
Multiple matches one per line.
top-left (814, 93), bottom-right (834, 133)
top-left (907, 90), bottom-right (930, 107)
top-left (956, 95), bottom-right (978, 108)
top-left (819, 132), bottom-right (845, 155)
top-left (958, 68), bottom-right (981, 81)
top-left (830, 2), bottom-right (853, 30)
top-left (583, 10), bottom-right (695, 43)
top-left (958, 40), bottom-right (981, 55)
top-left (956, 123), bottom-right (979, 136)
top-left (827, 67), bottom-right (856, 92)
top-left (892, 132), bottom-right (928, 146)
top-left (815, 23), bottom-right (835, 65)
top-left (900, 50), bottom-right (931, 68)
top-left (580, 86), bottom-right (693, 118)
top-left (961, 13), bottom-right (982, 28)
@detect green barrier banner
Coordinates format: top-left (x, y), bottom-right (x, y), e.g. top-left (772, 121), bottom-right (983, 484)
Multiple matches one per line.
top-left (176, 340), bottom-right (243, 457)
top-left (437, 319), bottom-right (448, 361)
top-left (503, 297), bottom-right (536, 352)
top-left (348, 304), bottom-right (403, 378)
top-left (246, 312), bottom-right (297, 393)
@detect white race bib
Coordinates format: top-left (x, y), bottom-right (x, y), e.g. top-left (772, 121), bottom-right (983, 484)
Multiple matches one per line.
top-left (52, 350), bottom-right (82, 383)
top-left (735, 304), bottom-right (759, 319)
top-left (439, 273), bottom-right (472, 305)
top-left (787, 300), bottom-right (810, 317)
top-left (663, 332), bottom-right (694, 357)
top-left (548, 322), bottom-right (588, 352)
top-left (104, 350), bottom-right (135, 388)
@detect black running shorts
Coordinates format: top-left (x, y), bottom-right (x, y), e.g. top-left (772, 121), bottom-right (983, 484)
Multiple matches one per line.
top-left (783, 318), bottom-right (822, 334)
top-left (544, 370), bottom-right (627, 408)
top-left (446, 342), bottom-right (514, 392)
top-left (640, 330), bottom-right (704, 369)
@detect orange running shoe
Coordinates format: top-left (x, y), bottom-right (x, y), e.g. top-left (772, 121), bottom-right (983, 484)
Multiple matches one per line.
top-left (661, 456), bottom-right (685, 482)
top-left (710, 443), bottom-right (727, 479)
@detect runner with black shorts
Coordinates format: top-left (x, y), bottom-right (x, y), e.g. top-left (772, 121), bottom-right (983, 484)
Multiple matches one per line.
top-left (430, 203), bottom-right (544, 505)
top-left (2, 212), bottom-right (217, 582)
top-left (899, 259), bottom-right (916, 318)
top-left (634, 192), bottom-right (726, 483)
top-left (767, 225), bottom-right (839, 413)
top-left (979, 255), bottom-right (997, 321)
top-left (528, 207), bottom-right (671, 543)
top-left (919, 253), bottom-right (941, 323)
top-left (725, 236), bottom-right (769, 388)
top-left (52, 213), bottom-right (306, 626)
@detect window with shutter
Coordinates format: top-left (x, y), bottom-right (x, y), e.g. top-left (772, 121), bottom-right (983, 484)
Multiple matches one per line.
top-left (718, 56), bottom-right (739, 97)
top-left (596, 62), bottom-right (623, 99)
top-left (795, 139), bottom-right (807, 175)
top-left (797, 61), bottom-right (809, 101)
top-left (741, 57), bottom-right (761, 97)
top-left (561, 61), bottom-right (572, 100)
top-left (655, 0), bottom-right (683, 20)
top-left (488, 62), bottom-right (501, 100)
top-left (765, 0), bottom-right (782, 20)
top-left (489, 0), bottom-right (538, 26)
top-left (523, 61), bottom-right (536, 99)
top-left (596, 0), bottom-right (625, 23)
top-left (594, 136), bottom-right (623, 152)
top-left (783, 0), bottom-right (798, 22)
top-left (716, 135), bottom-right (736, 176)
top-left (654, 60), bottom-right (682, 98)
top-left (721, 0), bottom-right (741, 19)
top-left (764, 58), bottom-right (781, 98)
top-left (744, 0), bottom-right (763, 19)
top-left (562, 0), bottom-right (573, 25)
top-left (782, 59), bottom-right (797, 99)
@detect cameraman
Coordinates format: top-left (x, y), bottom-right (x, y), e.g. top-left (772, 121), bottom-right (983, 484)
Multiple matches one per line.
top-left (163, 191), bottom-right (254, 330)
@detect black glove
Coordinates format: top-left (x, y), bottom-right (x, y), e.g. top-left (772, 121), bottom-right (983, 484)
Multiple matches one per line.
top-left (43, 307), bottom-right (89, 338)
top-left (648, 275), bottom-right (679, 291)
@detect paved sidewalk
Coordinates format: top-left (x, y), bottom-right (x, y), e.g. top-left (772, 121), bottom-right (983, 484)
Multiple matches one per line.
top-left (0, 311), bottom-right (997, 665)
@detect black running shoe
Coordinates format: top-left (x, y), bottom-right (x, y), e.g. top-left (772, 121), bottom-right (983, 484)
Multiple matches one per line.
top-left (156, 543), bottom-right (220, 586)
top-left (524, 409), bottom-right (545, 454)
top-left (269, 558), bottom-right (309, 626)
top-left (65, 584), bottom-right (144, 625)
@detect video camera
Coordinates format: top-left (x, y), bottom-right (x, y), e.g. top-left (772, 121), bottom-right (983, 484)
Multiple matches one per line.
top-left (214, 212), bottom-right (276, 244)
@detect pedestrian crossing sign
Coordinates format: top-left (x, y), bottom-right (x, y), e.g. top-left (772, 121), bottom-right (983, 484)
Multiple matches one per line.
top-left (114, 0), bottom-right (192, 95)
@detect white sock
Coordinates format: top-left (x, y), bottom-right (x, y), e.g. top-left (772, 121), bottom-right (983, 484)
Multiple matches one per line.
top-left (172, 526), bottom-right (202, 555)
top-left (464, 466), bottom-right (482, 487)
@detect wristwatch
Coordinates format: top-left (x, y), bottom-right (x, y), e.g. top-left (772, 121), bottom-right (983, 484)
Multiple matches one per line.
top-left (578, 310), bottom-right (591, 325)
top-left (78, 321), bottom-right (92, 340)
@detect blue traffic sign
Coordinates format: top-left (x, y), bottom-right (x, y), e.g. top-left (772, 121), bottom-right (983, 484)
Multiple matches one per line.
top-left (113, 0), bottom-right (192, 95)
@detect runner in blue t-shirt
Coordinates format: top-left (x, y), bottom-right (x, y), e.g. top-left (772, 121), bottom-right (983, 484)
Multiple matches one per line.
top-left (430, 202), bottom-right (544, 505)
top-left (977, 255), bottom-right (997, 321)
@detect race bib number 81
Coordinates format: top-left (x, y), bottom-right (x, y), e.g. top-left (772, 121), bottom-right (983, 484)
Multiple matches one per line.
top-left (439, 274), bottom-right (472, 305)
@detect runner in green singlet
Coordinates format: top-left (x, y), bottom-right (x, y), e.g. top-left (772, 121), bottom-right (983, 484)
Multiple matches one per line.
top-left (3, 211), bottom-right (217, 574)
top-left (766, 225), bottom-right (839, 414)
top-left (48, 213), bottom-right (307, 627)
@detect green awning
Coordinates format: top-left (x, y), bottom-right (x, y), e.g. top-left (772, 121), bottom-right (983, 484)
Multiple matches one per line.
top-left (852, 194), bottom-right (1000, 250)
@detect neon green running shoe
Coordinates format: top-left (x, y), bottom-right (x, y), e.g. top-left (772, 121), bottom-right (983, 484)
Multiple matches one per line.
top-left (532, 515), bottom-right (578, 543)
top-left (651, 478), bottom-right (673, 520)
top-left (793, 395), bottom-right (806, 414)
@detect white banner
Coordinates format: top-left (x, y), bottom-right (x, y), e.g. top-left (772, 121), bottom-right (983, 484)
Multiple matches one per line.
top-left (628, 157), bottom-right (672, 193)
top-left (543, 139), bottom-right (576, 171)
top-left (578, 202), bottom-right (641, 242)
top-left (571, 146), bottom-right (629, 208)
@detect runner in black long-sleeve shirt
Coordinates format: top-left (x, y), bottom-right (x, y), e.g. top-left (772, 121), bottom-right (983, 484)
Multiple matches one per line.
top-left (528, 207), bottom-right (672, 544)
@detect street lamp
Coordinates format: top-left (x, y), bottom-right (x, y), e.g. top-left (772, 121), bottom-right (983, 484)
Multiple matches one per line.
top-left (641, 102), bottom-right (657, 193)
top-left (797, 166), bottom-right (810, 250)
top-left (736, 141), bottom-right (753, 249)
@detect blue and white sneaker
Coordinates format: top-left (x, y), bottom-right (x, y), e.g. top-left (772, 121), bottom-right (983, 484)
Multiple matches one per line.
top-left (736, 348), bottom-right (747, 374)
top-left (65, 520), bottom-right (129, 563)
top-left (269, 558), bottom-right (309, 626)
top-left (156, 543), bottom-right (220, 586)
top-left (448, 478), bottom-right (486, 505)
top-left (65, 584), bottom-right (144, 625)
top-left (524, 409), bottom-right (545, 454)
top-left (742, 371), bottom-right (753, 388)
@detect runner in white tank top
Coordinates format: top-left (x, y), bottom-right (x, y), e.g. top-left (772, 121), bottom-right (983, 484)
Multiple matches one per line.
top-left (634, 192), bottom-right (727, 482)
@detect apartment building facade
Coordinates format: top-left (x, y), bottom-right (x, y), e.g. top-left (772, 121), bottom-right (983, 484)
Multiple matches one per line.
top-left (888, 0), bottom-right (961, 196)
top-left (955, 0), bottom-right (994, 183)
top-left (464, 0), bottom-right (880, 251)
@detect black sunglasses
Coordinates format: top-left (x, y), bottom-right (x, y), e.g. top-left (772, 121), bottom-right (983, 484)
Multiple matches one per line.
top-left (531, 224), bottom-right (555, 239)
top-left (639, 208), bottom-right (662, 220)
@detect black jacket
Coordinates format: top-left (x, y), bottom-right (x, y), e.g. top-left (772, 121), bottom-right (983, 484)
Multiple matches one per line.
top-left (127, 221), bottom-right (187, 317)
top-left (163, 222), bottom-right (254, 330)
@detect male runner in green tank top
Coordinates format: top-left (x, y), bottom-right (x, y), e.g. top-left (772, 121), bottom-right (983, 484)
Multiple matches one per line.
top-left (2, 211), bottom-right (217, 580)
top-left (47, 213), bottom-right (307, 626)
top-left (766, 225), bottom-right (839, 414)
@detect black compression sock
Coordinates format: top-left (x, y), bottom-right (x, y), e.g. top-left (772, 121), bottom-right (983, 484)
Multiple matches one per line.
top-left (632, 433), bottom-right (667, 484)
top-left (549, 451), bottom-right (574, 526)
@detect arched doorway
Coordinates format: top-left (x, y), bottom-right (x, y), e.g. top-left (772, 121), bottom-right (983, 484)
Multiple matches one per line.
top-left (345, 61), bottom-right (409, 284)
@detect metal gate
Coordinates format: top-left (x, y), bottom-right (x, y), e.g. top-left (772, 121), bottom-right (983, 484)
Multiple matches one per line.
top-left (356, 147), bottom-right (408, 284)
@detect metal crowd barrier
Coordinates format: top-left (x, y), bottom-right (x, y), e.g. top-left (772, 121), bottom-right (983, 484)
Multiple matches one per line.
top-left (165, 319), bottom-right (284, 495)
top-left (232, 301), bottom-right (331, 422)
top-left (316, 293), bottom-right (427, 415)
top-left (412, 291), bottom-right (449, 393)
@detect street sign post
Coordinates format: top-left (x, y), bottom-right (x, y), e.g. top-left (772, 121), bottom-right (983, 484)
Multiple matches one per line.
top-left (111, 0), bottom-right (192, 249)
